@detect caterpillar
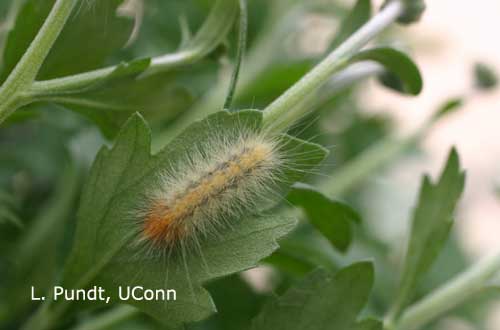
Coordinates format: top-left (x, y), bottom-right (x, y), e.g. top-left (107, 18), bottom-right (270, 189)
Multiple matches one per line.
top-left (138, 129), bottom-right (284, 253)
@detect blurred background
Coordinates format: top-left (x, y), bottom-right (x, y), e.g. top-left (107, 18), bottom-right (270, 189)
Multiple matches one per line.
top-left (297, 0), bottom-right (500, 328)
top-left (1, 0), bottom-right (499, 329)
top-left (364, 0), bottom-right (500, 258)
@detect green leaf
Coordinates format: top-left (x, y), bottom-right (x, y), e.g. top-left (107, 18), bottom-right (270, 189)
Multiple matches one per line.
top-left (384, 0), bottom-right (426, 24)
top-left (125, 0), bottom-right (238, 71)
top-left (2, 108), bottom-right (41, 126)
top-left (50, 70), bottom-right (194, 139)
top-left (350, 47), bottom-right (423, 95)
top-left (287, 182), bottom-right (361, 252)
top-left (0, 190), bottom-right (22, 229)
top-left (24, 0), bottom-right (239, 139)
top-left (198, 275), bottom-right (266, 330)
top-left (353, 319), bottom-right (383, 330)
top-left (55, 110), bottom-right (326, 328)
top-left (251, 262), bottom-right (378, 330)
top-left (474, 62), bottom-right (498, 91)
top-left (266, 228), bottom-right (340, 276)
top-left (0, 207), bottom-right (23, 229)
top-left (431, 97), bottom-right (464, 122)
top-left (0, 208), bottom-right (22, 229)
top-left (40, 0), bottom-right (133, 80)
top-left (0, 0), bottom-right (133, 82)
top-left (178, 0), bottom-right (239, 64)
top-left (388, 148), bottom-right (466, 320)
top-left (0, 158), bottom-right (80, 323)
top-left (329, 0), bottom-right (372, 50)
top-left (0, 0), bottom-right (50, 82)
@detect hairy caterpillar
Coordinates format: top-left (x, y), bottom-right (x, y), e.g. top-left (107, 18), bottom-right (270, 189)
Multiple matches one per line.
top-left (137, 128), bottom-right (284, 253)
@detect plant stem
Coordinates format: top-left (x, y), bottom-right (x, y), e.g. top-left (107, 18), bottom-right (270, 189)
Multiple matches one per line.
top-left (153, 1), bottom-right (403, 148)
top-left (0, 0), bottom-right (237, 125)
top-left (26, 0), bottom-right (238, 97)
top-left (317, 103), bottom-right (459, 197)
top-left (64, 63), bottom-right (384, 330)
top-left (151, 1), bottom-right (302, 150)
top-left (0, 0), bottom-right (24, 64)
top-left (262, 0), bottom-right (404, 130)
top-left (322, 134), bottom-right (419, 197)
top-left (267, 62), bottom-right (383, 133)
top-left (392, 252), bottom-right (500, 330)
top-left (0, 0), bottom-right (77, 124)
top-left (224, 0), bottom-right (248, 110)
top-left (27, 52), bottom-right (197, 95)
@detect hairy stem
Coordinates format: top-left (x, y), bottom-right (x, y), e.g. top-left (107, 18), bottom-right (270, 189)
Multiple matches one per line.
top-left (268, 62), bottom-right (383, 133)
top-left (262, 0), bottom-right (404, 130)
top-left (0, 0), bottom-right (237, 126)
top-left (27, 52), bottom-right (196, 95)
top-left (153, 1), bottom-right (404, 148)
top-left (391, 253), bottom-right (500, 330)
top-left (26, 0), bottom-right (238, 97)
top-left (0, 0), bottom-right (77, 124)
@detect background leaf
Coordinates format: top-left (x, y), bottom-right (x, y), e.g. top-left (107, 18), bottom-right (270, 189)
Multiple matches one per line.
top-left (50, 70), bottom-right (194, 139)
top-left (329, 0), bottom-right (372, 50)
top-left (1, 0), bottom-right (239, 139)
top-left (0, 0), bottom-right (134, 82)
top-left (350, 47), bottom-right (423, 95)
top-left (0, 189), bottom-right (22, 229)
top-left (353, 319), bottom-right (383, 330)
top-left (474, 62), bottom-right (498, 91)
top-left (288, 182), bottom-right (361, 252)
top-left (0, 157), bottom-right (80, 326)
top-left (251, 262), bottom-right (379, 330)
top-left (388, 148), bottom-right (466, 320)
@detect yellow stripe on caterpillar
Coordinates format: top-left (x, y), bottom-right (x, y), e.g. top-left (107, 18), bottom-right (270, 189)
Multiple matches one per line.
top-left (140, 133), bottom-right (282, 250)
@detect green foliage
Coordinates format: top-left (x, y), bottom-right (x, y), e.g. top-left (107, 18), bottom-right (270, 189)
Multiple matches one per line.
top-left (474, 62), bottom-right (498, 90)
top-left (288, 182), bottom-right (361, 252)
top-left (329, 0), bottom-right (372, 50)
top-left (52, 110), bottom-right (326, 328)
top-left (432, 98), bottom-right (464, 121)
top-left (1, 1), bottom-right (497, 330)
top-left (0, 157), bottom-right (80, 324)
top-left (0, 0), bottom-right (133, 82)
top-left (53, 68), bottom-right (194, 138)
top-left (385, 0), bottom-right (426, 24)
top-left (0, 190), bottom-right (22, 229)
top-left (0, 0), bottom-right (239, 137)
top-left (350, 47), bottom-right (423, 95)
top-left (388, 148), bottom-right (466, 320)
top-left (251, 262), bottom-right (381, 330)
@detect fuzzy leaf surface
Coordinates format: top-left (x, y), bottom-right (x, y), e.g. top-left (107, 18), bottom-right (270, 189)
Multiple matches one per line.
top-left (57, 110), bottom-right (327, 327)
